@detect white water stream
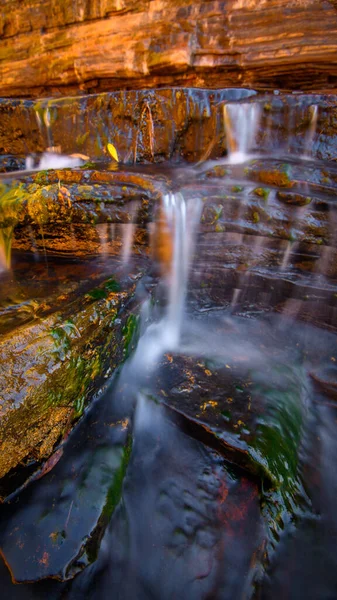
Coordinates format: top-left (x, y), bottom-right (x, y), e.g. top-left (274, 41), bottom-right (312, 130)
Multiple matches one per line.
top-left (222, 100), bottom-right (319, 163)
top-left (223, 102), bottom-right (261, 163)
top-left (126, 191), bottom-right (202, 371)
top-left (25, 152), bottom-right (84, 171)
top-left (303, 105), bottom-right (318, 159)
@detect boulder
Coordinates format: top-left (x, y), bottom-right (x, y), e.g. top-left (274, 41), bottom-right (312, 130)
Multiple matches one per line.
top-left (0, 257), bottom-right (145, 488)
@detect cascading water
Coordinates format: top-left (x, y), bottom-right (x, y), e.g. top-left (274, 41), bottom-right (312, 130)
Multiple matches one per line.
top-left (126, 191), bottom-right (202, 370)
top-left (25, 152), bottom-right (84, 171)
top-left (223, 102), bottom-right (261, 163)
top-left (303, 104), bottom-right (318, 158)
top-left (161, 192), bottom-right (202, 348)
top-left (2, 91), bottom-right (337, 600)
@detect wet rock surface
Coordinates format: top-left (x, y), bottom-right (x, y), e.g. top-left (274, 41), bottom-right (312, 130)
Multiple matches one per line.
top-left (0, 253), bottom-right (148, 485)
top-left (0, 307), bottom-right (336, 597)
top-left (0, 89), bottom-right (254, 162)
top-left (0, 168), bottom-right (160, 258)
top-left (0, 392), bottom-right (266, 598)
top-left (0, 405), bottom-right (132, 583)
top-left (2, 91), bottom-right (337, 164)
top-left (1, 89), bottom-right (337, 598)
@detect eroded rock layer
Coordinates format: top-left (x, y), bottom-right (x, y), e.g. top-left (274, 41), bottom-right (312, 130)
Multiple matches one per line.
top-left (0, 0), bottom-right (337, 97)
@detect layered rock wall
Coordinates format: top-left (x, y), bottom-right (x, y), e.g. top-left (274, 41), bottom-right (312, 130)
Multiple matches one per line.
top-left (0, 0), bottom-right (337, 97)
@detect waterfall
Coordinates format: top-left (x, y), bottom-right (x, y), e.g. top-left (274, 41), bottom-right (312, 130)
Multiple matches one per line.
top-left (25, 152), bottom-right (84, 171)
top-left (223, 102), bottom-right (261, 163)
top-left (35, 107), bottom-right (53, 151)
top-left (303, 105), bottom-right (318, 158)
top-left (121, 201), bottom-right (139, 267)
top-left (127, 191), bottom-right (202, 370)
top-left (160, 192), bottom-right (202, 347)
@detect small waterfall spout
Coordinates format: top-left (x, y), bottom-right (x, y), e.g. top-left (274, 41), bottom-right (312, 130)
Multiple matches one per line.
top-left (161, 192), bottom-right (201, 348)
top-left (303, 105), bottom-right (318, 159)
top-left (25, 152), bottom-right (85, 171)
top-left (129, 191), bottom-right (201, 370)
top-left (223, 103), bottom-right (261, 163)
top-left (35, 107), bottom-right (53, 151)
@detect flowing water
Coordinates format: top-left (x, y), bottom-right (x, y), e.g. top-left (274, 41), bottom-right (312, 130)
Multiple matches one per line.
top-left (223, 102), bottom-right (261, 163)
top-left (1, 94), bottom-right (337, 599)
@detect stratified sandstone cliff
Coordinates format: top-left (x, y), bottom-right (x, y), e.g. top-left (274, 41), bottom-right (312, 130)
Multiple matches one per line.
top-left (0, 0), bottom-right (336, 97)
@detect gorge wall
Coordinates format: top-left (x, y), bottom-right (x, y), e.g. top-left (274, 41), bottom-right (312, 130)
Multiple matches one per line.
top-left (0, 0), bottom-right (337, 97)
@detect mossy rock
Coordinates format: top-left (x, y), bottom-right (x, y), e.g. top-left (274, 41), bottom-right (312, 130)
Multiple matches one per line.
top-left (252, 168), bottom-right (294, 188)
top-left (0, 273), bottom-right (142, 487)
top-left (0, 169), bottom-right (160, 229)
top-left (0, 170), bottom-right (161, 264)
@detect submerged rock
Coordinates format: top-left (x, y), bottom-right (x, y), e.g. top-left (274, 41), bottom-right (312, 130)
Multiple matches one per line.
top-left (134, 315), bottom-right (309, 542)
top-left (0, 388), bottom-right (266, 593)
top-left (0, 405), bottom-right (133, 583)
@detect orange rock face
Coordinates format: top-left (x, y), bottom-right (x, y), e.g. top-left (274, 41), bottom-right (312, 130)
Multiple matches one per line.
top-left (0, 0), bottom-right (336, 97)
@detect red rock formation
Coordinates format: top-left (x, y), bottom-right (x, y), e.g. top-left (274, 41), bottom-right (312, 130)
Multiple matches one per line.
top-left (0, 0), bottom-right (336, 97)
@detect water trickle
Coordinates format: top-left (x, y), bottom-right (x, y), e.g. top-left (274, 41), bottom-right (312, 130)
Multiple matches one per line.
top-left (35, 107), bottom-right (51, 148)
top-left (121, 201), bottom-right (139, 267)
top-left (231, 287), bottom-right (241, 306)
top-left (280, 240), bottom-right (294, 271)
top-left (303, 105), bottom-right (318, 158)
top-left (127, 191), bottom-right (202, 370)
top-left (96, 223), bottom-right (110, 258)
top-left (223, 102), bottom-right (261, 163)
top-left (25, 151), bottom-right (84, 171)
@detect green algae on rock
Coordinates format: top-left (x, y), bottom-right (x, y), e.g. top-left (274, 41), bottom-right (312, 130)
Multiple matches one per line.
top-left (0, 271), bottom-right (143, 486)
top-left (140, 316), bottom-right (310, 559)
top-left (0, 169), bottom-right (161, 265)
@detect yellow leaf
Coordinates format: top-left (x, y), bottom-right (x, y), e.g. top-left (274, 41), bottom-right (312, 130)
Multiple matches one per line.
top-left (107, 143), bottom-right (119, 162)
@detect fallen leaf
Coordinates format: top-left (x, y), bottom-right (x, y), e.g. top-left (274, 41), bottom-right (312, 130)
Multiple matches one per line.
top-left (107, 143), bottom-right (119, 162)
